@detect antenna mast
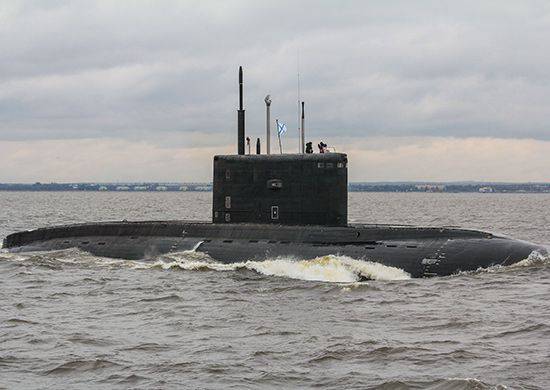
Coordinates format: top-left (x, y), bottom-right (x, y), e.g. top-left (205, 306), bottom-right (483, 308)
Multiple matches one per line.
top-left (297, 52), bottom-right (302, 153)
top-left (301, 101), bottom-right (305, 154)
top-left (265, 95), bottom-right (271, 154)
top-left (237, 66), bottom-right (245, 155)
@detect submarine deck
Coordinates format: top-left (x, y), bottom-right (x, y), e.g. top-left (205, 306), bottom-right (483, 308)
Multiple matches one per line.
top-left (3, 220), bottom-right (493, 249)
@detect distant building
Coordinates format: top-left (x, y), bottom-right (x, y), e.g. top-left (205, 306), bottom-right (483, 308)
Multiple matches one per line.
top-left (98, 186), bottom-right (108, 191)
top-left (116, 186), bottom-right (130, 191)
top-left (179, 186), bottom-right (188, 191)
top-left (155, 186), bottom-right (167, 191)
top-left (133, 186), bottom-right (148, 191)
top-left (478, 186), bottom-right (494, 193)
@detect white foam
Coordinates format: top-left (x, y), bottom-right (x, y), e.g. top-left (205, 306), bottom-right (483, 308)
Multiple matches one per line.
top-left (456, 249), bottom-right (550, 276)
top-left (191, 241), bottom-right (204, 251)
top-left (0, 246), bottom-right (411, 283)
top-left (142, 254), bottom-right (411, 283)
top-left (0, 251), bottom-right (30, 262)
top-left (509, 250), bottom-right (550, 268)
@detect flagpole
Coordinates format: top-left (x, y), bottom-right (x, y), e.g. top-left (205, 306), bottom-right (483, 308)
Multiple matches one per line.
top-left (276, 119), bottom-right (283, 154)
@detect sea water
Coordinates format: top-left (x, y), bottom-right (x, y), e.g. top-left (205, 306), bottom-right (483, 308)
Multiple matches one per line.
top-left (1, 192), bottom-right (549, 389)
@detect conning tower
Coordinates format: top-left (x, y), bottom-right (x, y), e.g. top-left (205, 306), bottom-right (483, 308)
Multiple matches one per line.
top-left (212, 67), bottom-right (348, 227)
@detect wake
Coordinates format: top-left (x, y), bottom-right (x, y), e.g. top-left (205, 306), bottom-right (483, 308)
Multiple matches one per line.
top-left (145, 253), bottom-right (411, 282)
top-left (2, 245), bottom-right (548, 283)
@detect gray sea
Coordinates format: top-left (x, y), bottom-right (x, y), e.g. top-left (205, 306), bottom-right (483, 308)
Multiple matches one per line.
top-left (1, 192), bottom-right (549, 389)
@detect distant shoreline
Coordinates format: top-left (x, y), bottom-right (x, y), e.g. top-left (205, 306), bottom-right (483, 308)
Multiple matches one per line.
top-left (1, 183), bottom-right (549, 193)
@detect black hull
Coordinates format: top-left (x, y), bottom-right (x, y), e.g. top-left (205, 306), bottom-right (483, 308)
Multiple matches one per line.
top-left (3, 221), bottom-right (545, 278)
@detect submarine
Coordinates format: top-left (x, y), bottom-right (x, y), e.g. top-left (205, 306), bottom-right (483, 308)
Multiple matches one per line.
top-left (2, 67), bottom-right (546, 278)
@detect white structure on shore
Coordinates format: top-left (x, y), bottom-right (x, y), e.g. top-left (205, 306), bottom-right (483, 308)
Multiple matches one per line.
top-left (479, 186), bottom-right (494, 193)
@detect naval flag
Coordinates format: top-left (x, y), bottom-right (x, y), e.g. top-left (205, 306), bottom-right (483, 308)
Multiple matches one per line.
top-left (277, 121), bottom-right (287, 136)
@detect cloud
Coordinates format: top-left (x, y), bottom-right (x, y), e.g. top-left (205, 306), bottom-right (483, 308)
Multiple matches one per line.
top-left (0, 1), bottom-right (549, 181)
top-left (1, 136), bottom-right (548, 183)
top-left (346, 136), bottom-right (550, 182)
top-left (0, 137), bottom-right (230, 183)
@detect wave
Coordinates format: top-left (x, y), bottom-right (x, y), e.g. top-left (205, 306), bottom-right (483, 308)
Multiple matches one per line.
top-left (4, 245), bottom-right (549, 282)
top-left (509, 249), bottom-right (550, 268)
top-left (0, 247), bottom-right (410, 283)
top-left (456, 250), bottom-right (550, 277)
top-left (144, 254), bottom-right (411, 283)
top-left (6, 244), bottom-right (547, 282)
top-left (370, 377), bottom-right (505, 389)
top-left (45, 358), bottom-right (120, 375)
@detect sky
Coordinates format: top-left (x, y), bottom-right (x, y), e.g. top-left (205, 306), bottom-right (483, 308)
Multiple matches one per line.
top-left (1, 0), bottom-right (549, 183)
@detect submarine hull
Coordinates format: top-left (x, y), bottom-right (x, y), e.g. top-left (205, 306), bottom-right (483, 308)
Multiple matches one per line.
top-left (3, 221), bottom-right (545, 278)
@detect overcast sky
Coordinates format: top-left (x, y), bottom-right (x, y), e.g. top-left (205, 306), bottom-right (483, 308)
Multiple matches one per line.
top-left (1, 1), bottom-right (549, 182)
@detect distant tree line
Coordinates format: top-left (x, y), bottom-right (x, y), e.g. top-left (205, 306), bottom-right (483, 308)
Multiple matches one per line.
top-left (348, 183), bottom-right (550, 193)
top-left (0, 183), bottom-right (212, 192)
top-left (1, 182), bottom-right (549, 193)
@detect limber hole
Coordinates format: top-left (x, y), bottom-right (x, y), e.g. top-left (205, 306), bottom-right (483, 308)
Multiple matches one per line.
top-left (97, 242), bottom-right (106, 246)
top-left (386, 244), bottom-right (397, 248)
top-left (222, 240), bottom-right (233, 243)
top-left (406, 245), bottom-right (418, 248)
top-left (249, 240), bottom-right (259, 243)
